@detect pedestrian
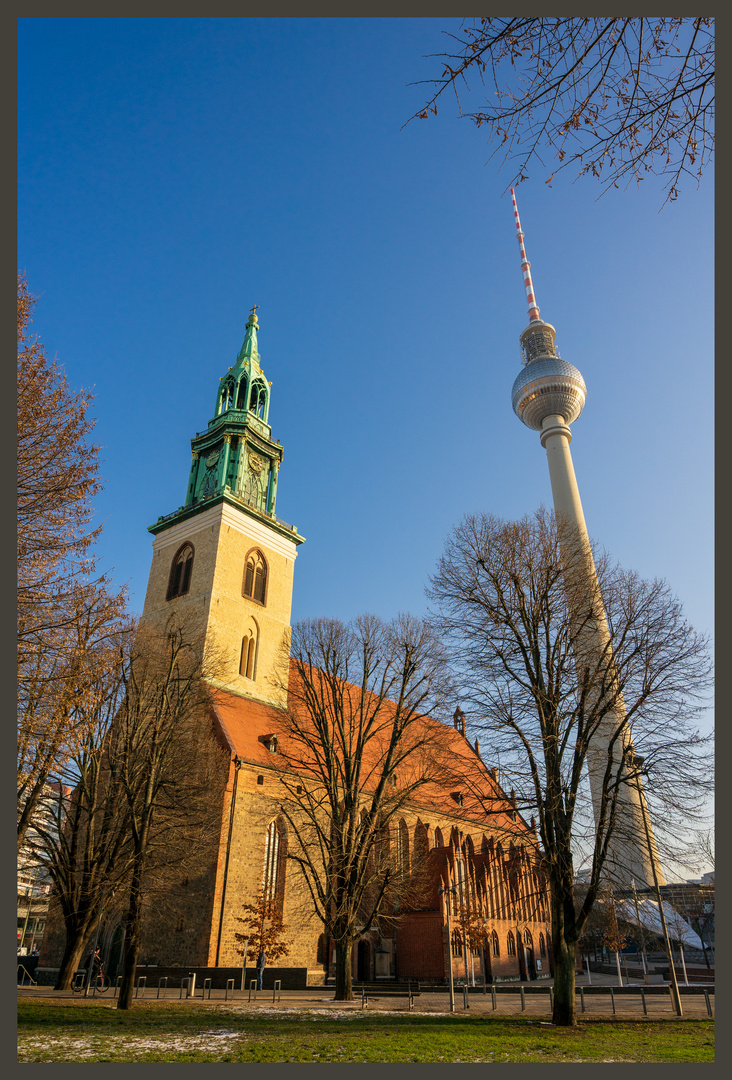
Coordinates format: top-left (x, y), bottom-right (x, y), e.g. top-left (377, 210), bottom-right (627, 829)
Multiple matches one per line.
top-left (256, 948), bottom-right (266, 990)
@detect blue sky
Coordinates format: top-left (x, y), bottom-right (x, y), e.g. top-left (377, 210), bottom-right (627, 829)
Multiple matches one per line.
top-left (19, 19), bottom-right (713, 707)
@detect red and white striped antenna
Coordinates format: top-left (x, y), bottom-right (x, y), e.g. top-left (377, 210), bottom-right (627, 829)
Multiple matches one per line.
top-left (511, 188), bottom-right (541, 323)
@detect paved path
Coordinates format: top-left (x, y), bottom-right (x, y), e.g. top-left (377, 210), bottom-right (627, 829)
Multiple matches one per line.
top-left (18, 984), bottom-right (714, 1020)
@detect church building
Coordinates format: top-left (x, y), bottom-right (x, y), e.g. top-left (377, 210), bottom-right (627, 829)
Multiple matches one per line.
top-left (42, 311), bottom-right (552, 987)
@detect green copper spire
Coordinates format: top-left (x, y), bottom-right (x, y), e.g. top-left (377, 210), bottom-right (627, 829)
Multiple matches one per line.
top-left (149, 304), bottom-right (302, 549)
top-left (237, 305), bottom-right (261, 366)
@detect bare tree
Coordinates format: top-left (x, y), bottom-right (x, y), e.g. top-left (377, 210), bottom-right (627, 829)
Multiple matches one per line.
top-left (17, 588), bottom-right (129, 853)
top-left (111, 615), bottom-right (223, 1010)
top-left (17, 274), bottom-right (127, 846)
top-left (29, 627), bottom-right (135, 989)
top-left (409, 18), bottom-right (714, 203)
top-left (271, 614), bottom-right (454, 1000)
top-left (427, 508), bottom-right (711, 1025)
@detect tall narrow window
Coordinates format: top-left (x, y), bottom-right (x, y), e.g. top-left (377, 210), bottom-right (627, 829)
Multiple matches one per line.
top-left (239, 622), bottom-right (258, 680)
top-left (396, 819), bottom-right (409, 874)
top-left (507, 931), bottom-right (516, 956)
top-left (491, 930), bottom-right (500, 957)
top-left (261, 819), bottom-right (286, 910)
top-left (166, 543), bottom-right (194, 600)
top-left (243, 549), bottom-right (267, 604)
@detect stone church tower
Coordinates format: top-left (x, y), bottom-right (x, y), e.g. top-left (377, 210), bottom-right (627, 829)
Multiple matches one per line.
top-left (140, 308), bottom-right (304, 708)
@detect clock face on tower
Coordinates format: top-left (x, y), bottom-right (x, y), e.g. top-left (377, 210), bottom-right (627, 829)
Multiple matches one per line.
top-left (201, 445), bottom-right (221, 499)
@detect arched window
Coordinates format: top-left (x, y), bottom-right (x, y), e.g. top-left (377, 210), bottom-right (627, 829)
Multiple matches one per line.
top-left (434, 827), bottom-right (444, 848)
top-left (236, 376), bottom-right (249, 411)
top-left (491, 930), bottom-right (500, 957)
top-left (262, 820), bottom-right (286, 909)
top-left (539, 933), bottom-right (546, 957)
top-left (249, 380), bottom-right (267, 419)
top-left (523, 928), bottom-right (533, 947)
top-left (240, 619), bottom-right (259, 680)
top-left (413, 821), bottom-right (429, 864)
top-left (507, 931), bottom-right (516, 956)
top-left (396, 819), bottom-right (410, 874)
top-left (243, 550), bottom-right (267, 604)
top-left (166, 543), bottom-right (194, 600)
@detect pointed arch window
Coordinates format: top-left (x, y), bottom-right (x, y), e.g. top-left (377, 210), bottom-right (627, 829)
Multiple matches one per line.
top-left (167, 543), bottom-right (194, 600)
top-left (491, 930), bottom-right (500, 957)
top-left (433, 827), bottom-right (444, 849)
top-left (240, 619), bottom-right (259, 680)
top-left (396, 819), bottom-right (410, 874)
top-left (236, 376), bottom-right (249, 411)
top-left (507, 931), bottom-right (516, 956)
top-left (262, 819), bottom-right (286, 910)
top-left (249, 380), bottom-right (267, 419)
top-left (243, 550), bottom-right (267, 605)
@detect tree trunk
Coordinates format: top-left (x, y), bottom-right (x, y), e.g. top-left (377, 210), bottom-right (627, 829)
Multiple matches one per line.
top-left (333, 940), bottom-right (353, 1001)
top-left (54, 932), bottom-right (91, 990)
top-left (117, 867), bottom-right (144, 1010)
top-left (552, 938), bottom-right (577, 1026)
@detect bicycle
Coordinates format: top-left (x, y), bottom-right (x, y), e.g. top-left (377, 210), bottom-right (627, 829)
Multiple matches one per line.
top-left (71, 968), bottom-right (110, 994)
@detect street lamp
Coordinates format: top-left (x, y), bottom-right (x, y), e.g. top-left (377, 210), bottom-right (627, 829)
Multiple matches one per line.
top-left (438, 882), bottom-right (457, 1013)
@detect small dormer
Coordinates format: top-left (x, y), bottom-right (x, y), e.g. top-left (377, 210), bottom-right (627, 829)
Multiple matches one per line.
top-left (260, 733), bottom-right (278, 754)
top-left (451, 791), bottom-right (464, 808)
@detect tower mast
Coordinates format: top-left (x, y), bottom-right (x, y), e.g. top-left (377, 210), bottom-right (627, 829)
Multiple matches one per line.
top-left (509, 189), bottom-right (663, 891)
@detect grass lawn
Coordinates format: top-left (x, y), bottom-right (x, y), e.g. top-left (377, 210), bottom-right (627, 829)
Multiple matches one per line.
top-left (17, 999), bottom-right (714, 1062)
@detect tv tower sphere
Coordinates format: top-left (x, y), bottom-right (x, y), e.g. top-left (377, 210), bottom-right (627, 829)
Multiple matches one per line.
top-left (508, 190), bottom-right (587, 432)
top-left (511, 349), bottom-right (587, 431)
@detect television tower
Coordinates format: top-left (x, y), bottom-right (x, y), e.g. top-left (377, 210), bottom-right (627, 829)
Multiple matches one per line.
top-left (508, 188), bottom-right (664, 890)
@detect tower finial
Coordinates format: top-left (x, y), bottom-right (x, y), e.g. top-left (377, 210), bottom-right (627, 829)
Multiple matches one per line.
top-left (238, 304), bottom-right (261, 364)
top-left (510, 188), bottom-right (541, 323)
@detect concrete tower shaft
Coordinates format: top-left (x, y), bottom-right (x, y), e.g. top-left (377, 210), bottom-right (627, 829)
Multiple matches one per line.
top-left (509, 190), bottom-right (663, 891)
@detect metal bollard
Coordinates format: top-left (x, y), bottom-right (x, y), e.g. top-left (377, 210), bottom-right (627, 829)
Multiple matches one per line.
top-left (136, 976), bottom-right (146, 999)
top-left (491, 986), bottom-right (496, 1010)
top-left (225, 978), bottom-right (235, 1001)
top-left (408, 982), bottom-right (414, 1011)
top-left (579, 987), bottom-right (584, 1013)
top-left (520, 986), bottom-right (525, 1011)
top-left (273, 979), bottom-right (281, 1004)
top-left (188, 973), bottom-right (196, 998)
top-left (463, 984), bottom-right (470, 1010)
top-left (157, 977), bottom-right (168, 999)
top-left (180, 977), bottom-right (189, 999)
top-left (114, 975), bottom-right (123, 998)
top-left (203, 978), bottom-right (212, 1000)
top-left (641, 989), bottom-right (647, 1015)
top-left (704, 990), bottom-right (712, 1017)
top-left (361, 983), bottom-right (367, 1010)
top-left (610, 987), bottom-right (615, 1015)
top-left (249, 978), bottom-right (258, 1002)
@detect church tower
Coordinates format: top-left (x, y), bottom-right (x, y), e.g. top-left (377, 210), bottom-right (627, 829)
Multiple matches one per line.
top-left (140, 308), bottom-right (304, 707)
